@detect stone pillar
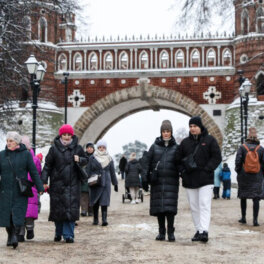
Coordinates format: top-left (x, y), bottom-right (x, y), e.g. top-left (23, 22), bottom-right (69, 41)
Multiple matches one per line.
top-left (115, 49), bottom-right (118, 70)
top-left (155, 48), bottom-right (158, 68)
top-left (69, 50), bottom-right (72, 70)
top-left (150, 48), bottom-right (153, 69)
top-left (99, 50), bottom-right (102, 70)
top-left (217, 46), bottom-right (221, 66)
top-left (170, 47), bottom-right (173, 68)
top-left (134, 48), bottom-right (138, 69)
top-left (84, 50), bottom-right (87, 70)
top-left (202, 46), bottom-right (205, 67)
top-left (186, 47), bottom-right (189, 68)
top-left (130, 49), bottom-right (133, 69)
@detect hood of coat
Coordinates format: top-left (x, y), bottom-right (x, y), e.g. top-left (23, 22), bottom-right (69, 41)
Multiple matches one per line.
top-left (245, 138), bottom-right (260, 145)
top-left (222, 166), bottom-right (230, 172)
top-left (155, 136), bottom-right (176, 147)
top-left (188, 126), bottom-right (208, 141)
top-left (54, 135), bottom-right (78, 152)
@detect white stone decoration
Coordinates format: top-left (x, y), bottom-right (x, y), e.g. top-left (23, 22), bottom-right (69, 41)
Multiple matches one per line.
top-left (203, 86), bottom-right (221, 104)
top-left (106, 79), bottom-right (111, 84)
top-left (68, 89), bottom-right (85, 107)
top-left (177, 78), bottom-right (182, 83)
top-left (90, 80), bottom-right (95, 84)
top-left (75, 80), bottom-right (80, 85)
top-left (193, 77), bottom-right (199, 82)
top-left (161, 78), bottom-right (166, 83)
top-left (121, 79), bottom-right (126, 84)
top-left (240, 54), bottom-right (248, 64)
top-left (226, 76), bottom-right (231, 82)
top-left (210, 77), bottom-right (215, 82)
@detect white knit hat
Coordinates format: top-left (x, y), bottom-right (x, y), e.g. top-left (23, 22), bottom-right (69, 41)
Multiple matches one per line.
top-left (97, 139), bottom-right (107, 149)
top-left (6, 131), bottom-right (22, 144)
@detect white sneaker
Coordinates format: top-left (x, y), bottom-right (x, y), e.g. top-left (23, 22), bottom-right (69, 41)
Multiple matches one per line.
top-left (131, 200), bottom-right (136, 204)
top-left (135, 199), bottom-right (140, 204)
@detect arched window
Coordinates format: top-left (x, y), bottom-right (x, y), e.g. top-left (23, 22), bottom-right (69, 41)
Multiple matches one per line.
top-left (256, 7), bottom-right (264, 33)
top-left (73, 53), bottom-right (82, 71)
top-left (191, 49), bottom-right (200, 67)
top-left (39, 17), bottom-right (47, 42)
top-left (207, 49), bottom-right (216, 67)
top-left (89, 52), bottom-right (98, 70)
top-left (175, 50), bottom-right (184, 68)
top-left (66, 27), bottom-right (72, 42)
top-left (160, 51), bottom-right (169, 68)
top-left (58, 53), bottom-right (67, 71)
top-left (256, 72), bottom-right (264, 95)
top-left (241, 9), bottom-right (249, 35)
top-left (104, 52), bottom-right (113, 70)
top-left (120, 52), bottom-right (128, 69)
top-left (22, 16), bottom-right (31, 39)
top-left (222, 49), bottom-right (232, 66)
top-left (140, 51), bottom-right (149, 69)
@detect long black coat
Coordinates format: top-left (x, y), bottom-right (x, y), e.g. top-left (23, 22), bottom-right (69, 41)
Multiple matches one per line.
top-left (175, 128), bottom-right (222, 189)
top-left (235, 139), bottom-right (264, 199)
top-left (41, 135), bottom-right (87, 222)
top-left (142, 136), bottom-right (179, 216)
top-left (125, 159), bottom-right (142, 188)
top-left (119, 157), bottom-right (127, 172)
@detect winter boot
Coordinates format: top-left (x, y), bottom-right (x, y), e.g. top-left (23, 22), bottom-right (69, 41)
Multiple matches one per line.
top-left (6, 227), bottom-right (12, 247)
top-left (102, 206), bottom-right (108, 226)
top-left (253, 199), bottom-right (260, 226)
top-left (93, 205), bottom-right (99, 225)
top-left (167, 227), bottom-right (175, 242)
top-left (200, 231), bottom-right (209, 243)
top-left (155, 228), bottom-right (166, 241)
top-left (11, 226), bottom-right (18, 249)
top-left (88, 206), bottom-right (93, 216)
top-left (238, 217), bottom-right (247, 224)
top-left (26, 230), bottom-right (34, 240)
top-left (191, 231), bottom-right (201, 242)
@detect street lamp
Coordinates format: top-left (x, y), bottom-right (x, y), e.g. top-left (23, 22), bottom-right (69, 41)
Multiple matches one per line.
top-left (62, 72), bottom-right (69, 124)
top-left (25, 54), bottom-right (46, 153)
top-left (237, 70), bottom-right (245, 144)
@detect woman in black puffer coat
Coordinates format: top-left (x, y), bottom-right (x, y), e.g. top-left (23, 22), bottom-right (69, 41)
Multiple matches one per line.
top-left (235, 127), bottom-right (264, 226)
top-left (41, 124), bottom-right (87, 243)
top-left (125, 152), bottom-right (142, 204)
top-left (142, 120), bottom-right (179, 242)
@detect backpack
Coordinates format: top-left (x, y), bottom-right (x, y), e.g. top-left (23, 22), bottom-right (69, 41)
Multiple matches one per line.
top-left (242, 144), bottom-right (261, 174)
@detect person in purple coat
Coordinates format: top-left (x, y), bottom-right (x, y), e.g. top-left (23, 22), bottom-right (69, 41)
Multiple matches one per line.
top-left (17, 136), bottom-right (42, 242)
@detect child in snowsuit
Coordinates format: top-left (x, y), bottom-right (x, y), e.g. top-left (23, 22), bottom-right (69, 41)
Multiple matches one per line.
top-left (220, 163), bottom-right (231, 199)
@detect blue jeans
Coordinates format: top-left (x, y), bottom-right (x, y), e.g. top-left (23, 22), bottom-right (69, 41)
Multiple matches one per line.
top-left (55, 221), bottom-right (75, 240)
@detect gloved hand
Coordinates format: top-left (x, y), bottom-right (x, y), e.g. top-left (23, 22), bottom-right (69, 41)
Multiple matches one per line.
top-left (142, 181), bottom-right (149, 192)
top-left (114, 185), bottom-right (118, 192)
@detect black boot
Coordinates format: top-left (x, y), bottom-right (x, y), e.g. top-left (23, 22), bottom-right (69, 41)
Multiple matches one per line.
top-left (10, 226), bottom-right (18, 249)
top-left (239, 199), bottom-right (247, 224)
top-left (93, 204), bottom-right (99, 225)
top-left (6, 227), bottom-right (12, 247)
top-left (88, 206), bottom-right (93, 216)
top-left (156, 228), bottom-right (166, 241)
top-left (101, 206), bottom-right (108, 226)
top-left (253, 198), bottom-right (260, 226)
top-left (166, 214), bottom-right (175, 242)
top-left (191, 231), bottom-right (201, 242)
top-left (167, 228), bottom-right (175, 242)
top-left (200, 231), bottom-right (209, 243)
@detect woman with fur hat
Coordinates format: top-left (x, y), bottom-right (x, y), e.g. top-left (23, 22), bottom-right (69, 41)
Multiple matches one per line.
top-left (141, 120), bottom-right (179, 242)
top-left (125, 152), bottom-right (142, 204)
top-left (41, 124), bottom-right (87, 243)
top-left (235, 127), bottom-right (264, 226)
top-left (86, 139), bottom-right (118, 226)
top-left (0, 131), bottom-right (44, 249)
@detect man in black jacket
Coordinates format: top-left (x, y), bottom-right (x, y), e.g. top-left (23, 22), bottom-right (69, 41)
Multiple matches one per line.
top-left (119, 155), bottom-right (127, 180)
top-left (176, 116), bottom-right (222, 243)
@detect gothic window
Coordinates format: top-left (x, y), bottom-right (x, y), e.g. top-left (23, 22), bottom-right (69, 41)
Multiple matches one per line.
top-left (207, 49), bottom-right (216, 67)
top-left (191, 49), bottom-right (200, 67)
top-left (120, 52), bottom-right (128, 69)
top-left (22, 16), bottom-right (31, 39)
top-left (175, 50), bottom-right (184, 68)
top-left (256, 7), bottom-right (264, 33)
top-left (39, 17), bottom-right (47, 42)
top-left (159, 51), bottom-right (169, 68)
top-left (89, 53), bottom-right (98, 70)
top-left (256, 72), bottom-right (264, 95)
top-left (58, 54), bottom-right (67, 71)
top-left (223, 49), bottom-right (232, 66)
top-left (104, 53), bottom-right (113, 70)
top-left (241, 9), bottom-right (249, 35)
top-left (140, 51), bottom-right (149, 69)
top-left (73, 53), bottom-right (82, 71)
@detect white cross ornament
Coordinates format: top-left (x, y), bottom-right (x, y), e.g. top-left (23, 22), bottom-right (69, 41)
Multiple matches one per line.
top-left (68, 89), bottom-right (85, 107)
top-left (203, 86), bottom-right (221, 104)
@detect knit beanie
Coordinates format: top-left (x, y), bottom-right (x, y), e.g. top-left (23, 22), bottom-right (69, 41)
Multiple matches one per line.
top-left (97, 139), bottom-right (107, 149)
top-left (6, 131), bottom-right (22, 144)
top-left (21, 135), bottom-right (31, 150)
top-left (86, 142), bottom-right (94, 149)
top-left (189, 116), bottom-right (203, 129)
top-left (160, 120), bottom-right (173, 133)
top-left (59, 124), bottom-right (74, 136)
top-left (36, 153), bottom-right (43, 162)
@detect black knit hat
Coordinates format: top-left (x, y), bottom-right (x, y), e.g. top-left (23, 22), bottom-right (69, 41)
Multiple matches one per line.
top-left (86, 142), bottom-right (94, 149)
top-left (160, 120), bottom-right (173, 133)
top-left (189, 116), bottom-right (203, 129)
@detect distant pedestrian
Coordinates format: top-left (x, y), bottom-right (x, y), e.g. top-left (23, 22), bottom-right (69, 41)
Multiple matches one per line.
top-left (175, 116), bottom-right (222, 243)
top-left (213, 163), bottom-right (222, 199)
top-left (220, 163), bottom-right (231, 199)
top-left (125, 152), bottom-right (142, 204)
top-left (142, 120), bottom-right (179, 242)
top-left (0, 131), bottom-right (44, 249)
top-left (86, 139), bottom-right (118, 226)
top-left (80, 142), bottom-right (94, 217)
top-left (41, 124), bottom-right (87, 243)
top-left (235, 127), bottom-right (264, 226)
top-left (17, 135), bottom-right (42, 242)
top-left (119, 155), bottom-right (127, 180)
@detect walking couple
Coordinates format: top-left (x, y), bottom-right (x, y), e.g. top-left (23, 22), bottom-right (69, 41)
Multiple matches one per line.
top-left (142, 116), bottom-right (222, 243)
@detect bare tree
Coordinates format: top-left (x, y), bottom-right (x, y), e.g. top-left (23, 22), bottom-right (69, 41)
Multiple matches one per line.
top-left (174, 127), bottom-right (188, 144)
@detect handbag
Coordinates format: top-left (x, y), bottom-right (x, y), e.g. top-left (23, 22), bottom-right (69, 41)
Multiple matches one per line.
top-left (182, 144), bottom-right (200, 173)
top-left (7, 156), bottom-right (34, 197)
top-left (88, 174), bottom-right (102, 187)
top-left (75, 162), bottom-right (88, 183)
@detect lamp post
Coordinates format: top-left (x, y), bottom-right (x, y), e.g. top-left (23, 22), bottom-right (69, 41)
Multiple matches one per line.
top-left (237, 70), bottom-right (245, 144)
top-left (62, 72), bottom-right (69, 124)
top-left (25, 54), bottom-right (46, 154)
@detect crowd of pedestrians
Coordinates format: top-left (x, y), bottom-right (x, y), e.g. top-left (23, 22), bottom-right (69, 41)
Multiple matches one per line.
top-left (0, 116), bottom-right (264, 249)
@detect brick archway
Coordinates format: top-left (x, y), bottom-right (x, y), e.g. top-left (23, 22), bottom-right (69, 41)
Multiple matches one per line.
top-left (74, 83), bottom-right (223, 146)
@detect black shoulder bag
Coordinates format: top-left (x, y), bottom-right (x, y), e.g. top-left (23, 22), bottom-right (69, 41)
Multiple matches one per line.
top-left (182, 144), bottom-right (200, 173)
top-left (7, 156), bottom-right (34, 197)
